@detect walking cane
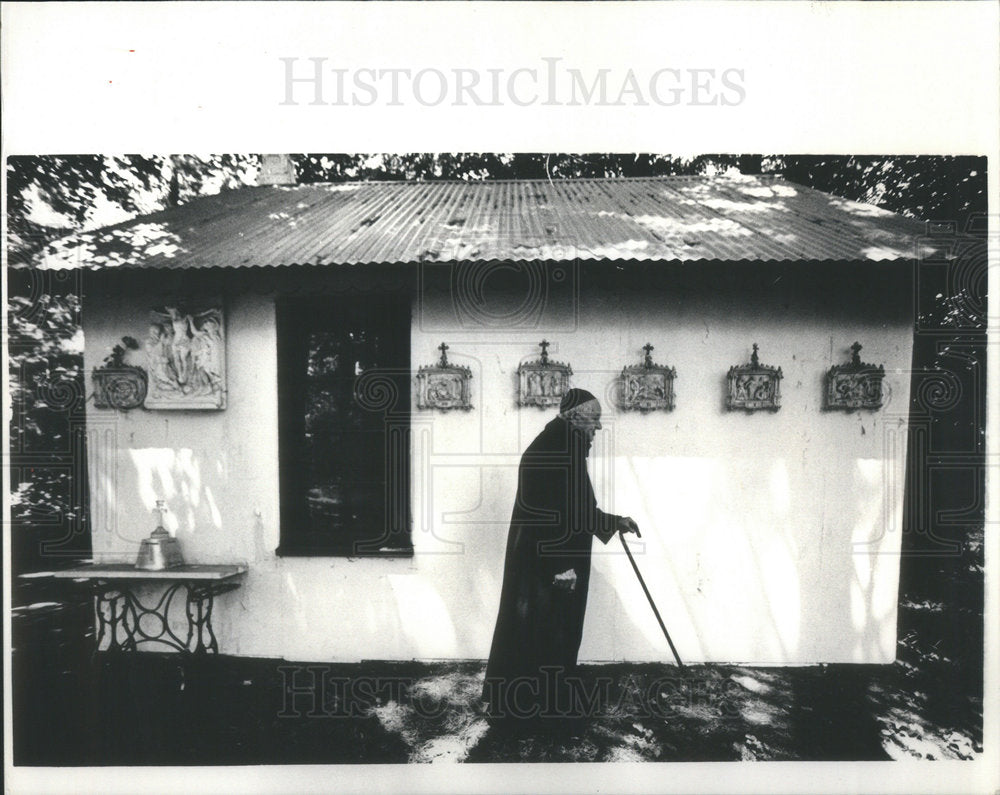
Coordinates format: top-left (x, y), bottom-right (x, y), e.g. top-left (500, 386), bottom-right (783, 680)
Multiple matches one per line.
top-left (618, 529), bottom-right (685, 668)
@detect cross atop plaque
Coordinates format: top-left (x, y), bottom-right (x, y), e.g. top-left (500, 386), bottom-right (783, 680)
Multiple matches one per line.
top-left (618, 343), bottom-right (676, 412)
top-left (727, 343), bottom-right (783, 412)
top-left (417, 342), bottom-right (473, 411)
top-left (825, 342), bottom-right (885, 410)
top-left (517, 340), bottom-right (572, 408)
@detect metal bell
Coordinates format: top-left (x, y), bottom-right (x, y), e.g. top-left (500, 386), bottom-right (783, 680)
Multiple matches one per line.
top-left (135, 500), bottom-right (185, 570)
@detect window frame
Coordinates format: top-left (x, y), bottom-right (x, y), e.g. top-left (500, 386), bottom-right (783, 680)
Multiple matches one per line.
top-left (275, 293), bottom-right (413, 558)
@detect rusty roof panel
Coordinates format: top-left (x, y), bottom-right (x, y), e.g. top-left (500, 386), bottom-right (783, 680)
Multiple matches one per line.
top-left (33, 175), bottom-right (945, 270)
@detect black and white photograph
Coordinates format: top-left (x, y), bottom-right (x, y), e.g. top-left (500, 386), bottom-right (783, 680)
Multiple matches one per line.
top-left (5, 150), bottom-right (989, 762)
top-left (3, 4), bottom-right (998, 795)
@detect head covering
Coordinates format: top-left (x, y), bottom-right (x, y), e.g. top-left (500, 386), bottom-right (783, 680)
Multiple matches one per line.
top-left (559, 388), bottom-right (599, 415)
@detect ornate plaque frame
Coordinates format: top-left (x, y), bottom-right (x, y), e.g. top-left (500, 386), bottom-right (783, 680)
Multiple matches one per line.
top-left (92, 335), bottom-right (147, 410)
top-left (727, 343), bottom-right (782, 412)
top-left (517, 340), bottom-right (572, 408)
top-left (618, 344), bottom-right (676, 411)
top-left (416, 343), bottom-right (473, 411)
top-left (825, 342), bottom-right (885, 410)
top-left (93, 367), bottom-right (148, 410)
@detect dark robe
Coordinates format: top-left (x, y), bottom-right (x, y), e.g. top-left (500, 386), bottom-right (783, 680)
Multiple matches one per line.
top-left (482, 416), bottom-right (617, 717)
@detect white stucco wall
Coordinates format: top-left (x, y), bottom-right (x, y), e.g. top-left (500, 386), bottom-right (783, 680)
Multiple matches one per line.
top-left (84, 262), bottom-right (913, 664)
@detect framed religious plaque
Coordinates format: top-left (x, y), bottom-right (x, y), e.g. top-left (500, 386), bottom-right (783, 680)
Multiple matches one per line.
top-left (618, 343), bottom-right (676, 411)
top-left (416, 342), bottom-right (473, 411)
top-left (825, 342), bottom-right (885, 410)
top-left (727, 343), bottom-right (782, 412)
top-left (92, 335), bottom-right (147, 410)
top-left (517, 340), bottom-right (572, 408)
top-left (145, 302), bottom-right (226, 409)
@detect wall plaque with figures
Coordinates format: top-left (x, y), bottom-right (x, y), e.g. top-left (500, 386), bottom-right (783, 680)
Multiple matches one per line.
top-left (416, 342), bottom-right (473, 411)
top-left (618, 343), bottom-right (676, 411)
top-left (145, 303), bottom-right (226, 409)
top-left (727, 343), bottom-right (782, 412)
top-left (517, 340), bottom-right (572, 408)
top-left (826, 342), bottom-right (885, 410)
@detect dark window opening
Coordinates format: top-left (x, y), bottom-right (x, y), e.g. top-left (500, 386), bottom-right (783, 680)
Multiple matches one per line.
top-left (277, 294), bottom-right (411, 556)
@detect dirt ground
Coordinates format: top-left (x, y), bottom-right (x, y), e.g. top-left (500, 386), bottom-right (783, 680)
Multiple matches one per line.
top-left (11, 588), bottom-right (982, 766)
top-left (10, 527), bottom-right (982, 765)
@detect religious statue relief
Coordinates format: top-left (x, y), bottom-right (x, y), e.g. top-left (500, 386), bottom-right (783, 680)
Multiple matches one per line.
top-left (517, 340), bottom-right (572, 408)
top-left (617, 342), bottom-right (677, 411)
top-left (145, 303), bottom-right (226, 409)
top-left (727, 343), bottom-right (782, 412)
top-left (618, 344), bottom-right (676, 411)
top-left (825, 342), bottom-right (885, 410)
top-left (416, 342), bottom-right (473, 411)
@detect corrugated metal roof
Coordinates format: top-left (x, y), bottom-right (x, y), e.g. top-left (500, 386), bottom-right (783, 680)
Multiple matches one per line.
top-left (33, 175), bottom-right (945, 270)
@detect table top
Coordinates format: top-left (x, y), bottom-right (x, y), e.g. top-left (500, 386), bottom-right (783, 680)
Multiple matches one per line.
top-left (22, 563), bottom-right (248, 582)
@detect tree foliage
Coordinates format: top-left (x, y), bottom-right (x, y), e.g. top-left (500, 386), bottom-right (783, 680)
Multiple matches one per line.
top-left (7, 288), bottom-right (90, 565)
top-left (6, 155), bottom-right (257, 265)
top-left (775, 155), bottom-right (985, 234)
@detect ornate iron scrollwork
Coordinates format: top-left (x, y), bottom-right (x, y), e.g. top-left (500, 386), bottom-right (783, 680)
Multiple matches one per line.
top-left (517, 340), bottom-right (572, 408)
top-left (825, 342), bottom-right (885, 410)
top-left (618, 343), bottom-right (676, 411)
top-left (92, 579), bottom-right (238, 654)
top-left (727, 343), bottom-right (782, 412)
top-left (416, 342), bottom-right (473, 411)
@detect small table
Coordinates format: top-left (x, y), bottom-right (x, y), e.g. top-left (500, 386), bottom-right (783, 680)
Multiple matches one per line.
top-left (24, 564), bottom-right (247, 655)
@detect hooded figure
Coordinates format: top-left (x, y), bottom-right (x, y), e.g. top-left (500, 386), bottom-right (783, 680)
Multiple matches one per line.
top-left (482, 389), bottom-right (640, 721)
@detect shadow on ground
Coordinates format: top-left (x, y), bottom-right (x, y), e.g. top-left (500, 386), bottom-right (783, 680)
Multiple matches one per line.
top-left (12, 629), bottom-right (981, 765)
top-left (11, 540), bottom-right (982, 766)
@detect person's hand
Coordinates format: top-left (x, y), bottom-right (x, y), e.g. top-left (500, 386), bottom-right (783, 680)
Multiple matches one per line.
top-left (553, 568), bottom-right (578, 592)
top-left (617, 516), bottom-right (641, 537)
